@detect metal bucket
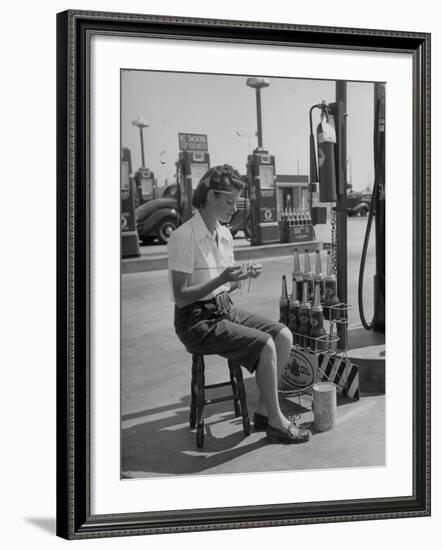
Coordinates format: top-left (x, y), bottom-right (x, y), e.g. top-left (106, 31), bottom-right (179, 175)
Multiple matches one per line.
top-left (312, 381), bottom-right (337, 432)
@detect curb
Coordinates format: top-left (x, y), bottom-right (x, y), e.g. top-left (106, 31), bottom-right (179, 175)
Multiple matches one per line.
top-left (122, 240), bottom-right (322, 273)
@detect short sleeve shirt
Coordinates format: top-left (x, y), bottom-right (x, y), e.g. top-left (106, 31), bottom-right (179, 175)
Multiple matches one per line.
top-left (167, 211), bottom-right (234, 301)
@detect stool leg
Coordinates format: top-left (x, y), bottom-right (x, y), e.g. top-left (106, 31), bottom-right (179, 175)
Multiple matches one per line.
top-left (190, 355), bottom-right (197, 429)
top-left (232, 362), bottom-right (250, 436)
top-left (229, 363), bottom-right (241, 417)
top-left (196, 355), bottom-right (205, 448)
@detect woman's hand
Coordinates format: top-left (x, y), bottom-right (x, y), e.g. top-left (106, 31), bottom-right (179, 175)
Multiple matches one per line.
top-left (220, 263), bottom-right (263, 285)
top-left (248, 263), bottom-right (263, 279)
top-left (219, 264), bottom-right (247, 284)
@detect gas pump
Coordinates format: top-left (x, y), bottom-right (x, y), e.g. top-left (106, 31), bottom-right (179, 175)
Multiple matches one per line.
top-left (247, 149), bottom-right (279, 245)
top-left (121, 155), bottom-right (140, 258)
top-left (309, 84), bottom-right (385, 337)
top-left (134, 167), bottom-right (157, 205)
top-left (176, 139), bottom-right (210, 224)
top-left (358, 82), bottom-right (385, 332)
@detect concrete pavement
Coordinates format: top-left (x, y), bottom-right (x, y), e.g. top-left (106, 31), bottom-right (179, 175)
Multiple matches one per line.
top-left (121, 217), bottom-right (384, 478)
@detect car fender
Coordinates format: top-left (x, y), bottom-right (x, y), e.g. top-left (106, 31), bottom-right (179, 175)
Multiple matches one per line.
top-left (139, 207), bottom-right (178, 235)
top-left (352, 201), bottom-right (369, 213)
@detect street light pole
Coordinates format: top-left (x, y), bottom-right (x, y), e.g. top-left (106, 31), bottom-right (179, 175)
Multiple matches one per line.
top-left (132, 117), bottom-right (150, 168)
top-left (139, 127), bottom-right (145, 167)
top-left (255, 88), bottom-right (263, 148)
top-left (246, 77), bottom-right (270, 149)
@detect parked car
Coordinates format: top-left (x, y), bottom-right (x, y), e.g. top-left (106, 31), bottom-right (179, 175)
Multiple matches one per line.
top-left (135, 184), bottom-right (251, 244)
top-left (135, 185), bottom-right (178, 244)
top-left (347, 191), bottom-right (372, 216)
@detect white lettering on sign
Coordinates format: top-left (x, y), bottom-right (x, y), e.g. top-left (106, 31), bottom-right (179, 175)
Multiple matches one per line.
top-left (178, 133), bottom-right (208, 151)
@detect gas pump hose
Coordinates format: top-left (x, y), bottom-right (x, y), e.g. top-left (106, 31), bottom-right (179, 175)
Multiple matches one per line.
top-left (358, 174), bottom-right (380, 331)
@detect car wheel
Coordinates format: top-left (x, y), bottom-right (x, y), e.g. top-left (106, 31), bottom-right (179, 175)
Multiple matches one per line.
top-left (230, 230), bottom-right (238, 238)
top-left (157, 217), bottom-right (177, 244)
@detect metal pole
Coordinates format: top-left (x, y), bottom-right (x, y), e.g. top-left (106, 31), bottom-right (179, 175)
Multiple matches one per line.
top-left (335, 81), bottom-right (348, 349)
top-left (373, 82), bottom-right (385, 332)
top-left (255, 88), bottom-right (263, 148)
top-left (139, 127), bottom-right (146, 167)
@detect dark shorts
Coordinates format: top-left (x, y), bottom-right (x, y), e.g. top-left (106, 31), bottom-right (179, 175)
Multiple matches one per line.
top-left (174, 297), bottom-right (285, 373)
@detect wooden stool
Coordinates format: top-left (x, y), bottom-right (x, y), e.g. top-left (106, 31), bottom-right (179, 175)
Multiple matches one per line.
top-left (190, 353), bottom-right (250, 448)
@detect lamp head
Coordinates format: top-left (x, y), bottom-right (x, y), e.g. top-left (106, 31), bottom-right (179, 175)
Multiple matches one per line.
top-left (246, 77), bottom-right (270, 90)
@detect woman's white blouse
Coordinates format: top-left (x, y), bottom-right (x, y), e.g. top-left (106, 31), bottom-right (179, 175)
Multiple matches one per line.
top-left (167, 211), bottom-right (234, 301)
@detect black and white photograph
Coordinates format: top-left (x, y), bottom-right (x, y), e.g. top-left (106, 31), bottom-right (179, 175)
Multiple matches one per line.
top-left (120, 70), bottom-right (386, 478)
top-left (53, 7), bottom-right (431, 541)
top-left (2, 0), bottom-right (439, 547)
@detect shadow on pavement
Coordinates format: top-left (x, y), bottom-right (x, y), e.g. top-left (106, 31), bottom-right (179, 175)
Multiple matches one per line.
top-left (121, 377), bottom-right (359, 477)
top-left (122, 377), bottom-right (271, 476)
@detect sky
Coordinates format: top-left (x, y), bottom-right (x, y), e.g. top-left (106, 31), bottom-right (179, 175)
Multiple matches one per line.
top-left (122, 70), bottom-right (375, 192)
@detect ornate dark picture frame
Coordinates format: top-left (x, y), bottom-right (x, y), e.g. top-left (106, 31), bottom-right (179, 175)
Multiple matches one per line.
top-left (56, 9), bottom-right (430, 540)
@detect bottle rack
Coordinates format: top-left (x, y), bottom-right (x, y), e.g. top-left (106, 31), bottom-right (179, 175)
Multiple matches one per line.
top-left (291, 302), bottom-right (352, 358)
top-left (278, 303), bottom-right (353, 400)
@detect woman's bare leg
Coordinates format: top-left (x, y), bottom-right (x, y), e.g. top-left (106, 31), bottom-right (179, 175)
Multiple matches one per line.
top-left (274, 326), bottom-right (293, 380)
top-left (254, 339), bottom-right (291, 430)
top-left (255, 327), bottom-right (292, 418)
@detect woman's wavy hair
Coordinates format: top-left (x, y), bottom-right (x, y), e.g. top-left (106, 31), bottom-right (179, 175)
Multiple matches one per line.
top-left (192, 164), bottom-right (244, 209)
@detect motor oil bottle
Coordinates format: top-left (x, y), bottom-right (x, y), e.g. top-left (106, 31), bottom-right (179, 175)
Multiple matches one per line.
top-left (313, 249), bottom-right (325, 304)
top-left (297, 281), bottom-right (311, 348)
top-left (288, 283), bottom-right (300, 342)
top-left (303, 249), bottom-right (314, 302)
top-left (324, 249), bottom-right (340, 320)
top-left (279, 275), bottom-right (289, 325)
top-left (292, 248), bottom-right (304, 302)
top-left (310, 283), bottom-right (327, 352)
